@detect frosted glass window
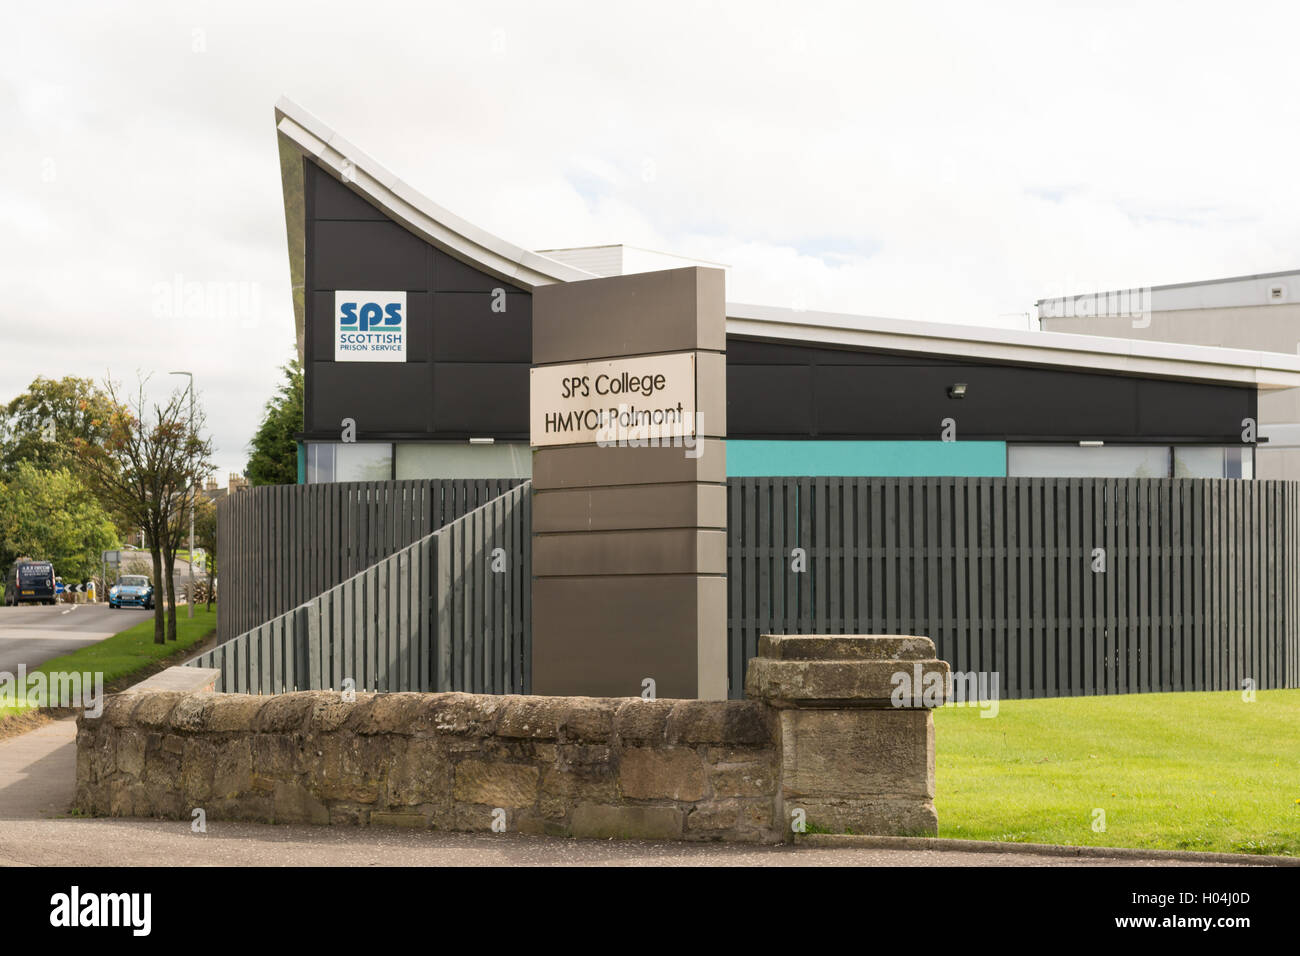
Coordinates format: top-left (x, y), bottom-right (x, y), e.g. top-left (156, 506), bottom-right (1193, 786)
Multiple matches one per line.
top-left (1173, 446), bottom-right (1224, 478)
top-left (335, 443), bottom-right (392, 481)
top-left (1008, 445), bottom-right (1170, 478)
top-left (395, 442), bottom-right (532, 480)
top-left (1173, 446), bottom-right (1255, 479)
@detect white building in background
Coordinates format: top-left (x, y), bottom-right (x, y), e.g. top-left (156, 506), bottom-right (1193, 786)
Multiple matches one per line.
top-left (1038, 269), bottom-right (1300, 480)
top-left (536, 244), bottom-right (729, 279)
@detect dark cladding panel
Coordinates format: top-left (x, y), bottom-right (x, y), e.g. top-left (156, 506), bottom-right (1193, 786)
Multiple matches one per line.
top-left (302, 157), bottom-right (532, 439)
top-left (412, 293), bottom-right (434, 363)
top-left (969, 367), bottom-right (1139, 437)
top-left (727, 337), bottom-right (960, 368)
top-left (406, 292), bottom-right (434, 363)
top-left (299, 151), bottom-right (1256, 447)
top-left (814, 366), bottom-right (947, 436)
top-left (434, 248), bottom-right (523, 294)
top-left (308, 291), bottom-right (329, 362)
top-left (726, 364), bottom-right (814, 436)
top-left (812, 346), bottom-right (963, 367)
top-left (815, 365), bottom-right (1141, 438)
top-left (433, 363), bottom-right (529, 435)
top-left (312, 220), bottom-right (431, 292)
top-left (726, 339), bottom-right (814, 365)
top-left (727, 337), bottom-right (1256, 442)
top-left (1136, 379), bottom-right (1255, 440)
top-left (434, 293), bottom-right (531, 362)
top-left (309, 362), bottom-right (433, 434)
top-left (311, 168), bottom-right (389, 221)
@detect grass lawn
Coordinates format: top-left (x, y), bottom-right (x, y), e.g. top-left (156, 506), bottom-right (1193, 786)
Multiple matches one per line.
top-left (0, 606), bottom-right (217, 721)
top-left (935, 689), bottom-right (1300, 856)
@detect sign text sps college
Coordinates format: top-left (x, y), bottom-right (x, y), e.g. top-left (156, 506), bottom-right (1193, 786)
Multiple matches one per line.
top-left (531, 352), bottom-right (697, 448)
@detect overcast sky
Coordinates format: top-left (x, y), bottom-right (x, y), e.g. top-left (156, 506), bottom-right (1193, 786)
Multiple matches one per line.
top-left (4, 0), bottom-right (1298, 478)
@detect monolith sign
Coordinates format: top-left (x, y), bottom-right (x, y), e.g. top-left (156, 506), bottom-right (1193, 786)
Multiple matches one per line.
top-left (530, 267), bottom-right (727, 699)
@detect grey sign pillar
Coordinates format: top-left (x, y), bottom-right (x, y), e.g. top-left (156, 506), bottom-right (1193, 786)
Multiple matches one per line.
top-left (531, 267), bottom-right (727, 700)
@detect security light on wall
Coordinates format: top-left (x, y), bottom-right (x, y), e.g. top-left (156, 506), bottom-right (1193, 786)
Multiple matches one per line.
top-left (469, 437), bottom-right (495, 445)
top-left (947, 383), bottom-right (967, 399)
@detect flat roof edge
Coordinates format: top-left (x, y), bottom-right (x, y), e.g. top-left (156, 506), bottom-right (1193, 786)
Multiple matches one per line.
top-left (726, 302), bottom-right (1300, 389)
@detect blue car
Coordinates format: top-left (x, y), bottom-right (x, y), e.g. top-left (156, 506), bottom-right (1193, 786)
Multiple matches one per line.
top-left (109, 575), bottom-right (155, 609)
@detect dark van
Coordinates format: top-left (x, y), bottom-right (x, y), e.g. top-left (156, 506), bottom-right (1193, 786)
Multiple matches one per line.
top-left (4, 560), bottom-right (56, 606)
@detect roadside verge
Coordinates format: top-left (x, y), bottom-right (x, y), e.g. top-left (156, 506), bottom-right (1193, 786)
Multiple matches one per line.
top-left (0, 607), bottom-right (217, 739)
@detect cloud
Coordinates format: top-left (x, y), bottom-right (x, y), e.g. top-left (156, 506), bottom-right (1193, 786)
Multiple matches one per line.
top-left (2, 0), bottom-right (1298, 478)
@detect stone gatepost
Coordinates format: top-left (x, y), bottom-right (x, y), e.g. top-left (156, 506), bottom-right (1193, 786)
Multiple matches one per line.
top-left (745, 635), bottom-right (949, 837)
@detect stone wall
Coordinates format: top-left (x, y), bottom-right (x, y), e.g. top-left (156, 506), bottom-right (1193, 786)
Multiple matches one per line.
top-left (746, 635), bottom-right (943, 835)
top-left (75, 635), bottom-right (949, 842)
top-left (75, 691), bottom-right (782, 842)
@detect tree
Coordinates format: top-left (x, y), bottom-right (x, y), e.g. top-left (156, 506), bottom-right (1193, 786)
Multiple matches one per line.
top-left (0, 376), bottom-right (122, 476)
top-left (246, 358), bottom-right (302, 486)
top-left (0, 462), bottom-right (118, 582)
top-left (154, 389), bottom-right (215, 642)
top-left (74, 377), bottom-right (212, 644)
top-left (0, 377), bottom-right (131, 569)
top-left (194, 495), bottom-right (217, 611)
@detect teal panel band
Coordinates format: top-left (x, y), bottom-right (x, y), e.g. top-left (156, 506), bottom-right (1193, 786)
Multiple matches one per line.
top-left (725, 440), bottom-right (1007, 477)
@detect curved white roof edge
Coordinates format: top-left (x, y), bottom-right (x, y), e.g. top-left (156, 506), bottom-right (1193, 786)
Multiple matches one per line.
top-left (275, 96), bottom-right (597, 289)
top-left (275, 98), bottom-right (1300, 391)
top-left (726, 302), bottom-right (1300, 390)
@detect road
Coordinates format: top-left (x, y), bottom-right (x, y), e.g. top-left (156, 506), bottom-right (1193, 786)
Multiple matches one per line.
top-left (0, 604), bottom-right (151, 674)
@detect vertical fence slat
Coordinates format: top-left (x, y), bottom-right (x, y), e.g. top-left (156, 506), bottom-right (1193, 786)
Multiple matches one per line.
top-left (202, 475), bottom-right (1296, 703)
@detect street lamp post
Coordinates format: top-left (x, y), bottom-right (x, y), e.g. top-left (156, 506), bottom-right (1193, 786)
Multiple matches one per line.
top-left (170, 371), bottom-right (195, 619)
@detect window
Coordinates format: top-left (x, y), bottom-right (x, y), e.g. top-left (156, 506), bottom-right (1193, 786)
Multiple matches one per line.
top-left (1008, 445), bottom-right (1171, 478)
top-left (1009, 444), bottom-right (1254, 479)
top-left (1171, 446), bottom-right (1253, 479)
top-left (394, 442), bottom-right (532, 480)
top-left (305, 442), bottom-right (393, 483)
top-left (336, 443), bottom-right (393, 481)
top-left (306, 443), bottom-right (335, 483)
top-left (1226, 446), bottom-right (1253, 479)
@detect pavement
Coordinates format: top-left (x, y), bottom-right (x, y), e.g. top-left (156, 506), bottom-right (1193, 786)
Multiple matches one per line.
top-left (0, 817), bottom-right (1224, 866)
top-left (0, 603), bottom-right (152, 675)
top-left (0, 716), bottom-right (1245, 867)
top-left (0, 720), bottom-right (78, 822)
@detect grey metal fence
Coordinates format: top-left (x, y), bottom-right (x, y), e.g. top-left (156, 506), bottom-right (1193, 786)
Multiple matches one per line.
top-left (727, 477), bottom-right (1300, 699)
top-left (215, 478), bottom-right (523, 645)
top-left (192, 483), bottom-right (530, 694)
top-left (206, 475), bottom-right (1300, 701)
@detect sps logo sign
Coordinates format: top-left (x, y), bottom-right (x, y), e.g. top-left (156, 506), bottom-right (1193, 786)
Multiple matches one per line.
top-left (335, 290), bottom-right (406, 362)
